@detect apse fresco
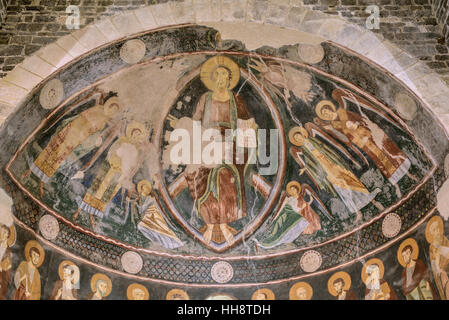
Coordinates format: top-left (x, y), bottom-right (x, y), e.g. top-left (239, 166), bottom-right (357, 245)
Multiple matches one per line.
top-left (0, 25), bottom-right (448, 299)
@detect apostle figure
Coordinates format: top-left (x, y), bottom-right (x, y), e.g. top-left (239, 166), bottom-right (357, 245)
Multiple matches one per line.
top-left (13, 240), bottom-right (44, 300)
top-left (73, 121), bottom-right (149, 227)
top-left (127, 283), bottom-right (149, 300)
top-left (361, 258), bottom-right (397, 300)
top-left (86, 273), bottom-right (112, 300)
top-left (257, 181), bottom-right (331, 249)
top-left (50, 260), bottom-right (79, 300)
top-left (0, 224), bottom-right (15, 300)
top-left (23, 96), bottom-right (122, 197)
top-left (425, 216), bottom-right (449, 299)
top-left (314, 90), bottom-right (416, 198)
top-left (132, 180), bottom-right (184, 250)
top-left (328, 271), bottom-right (358, 300)
top-left (289, 281), bottom-right (313, 300)
top-left (166, 288), bottom-right (190, 300)
top-left (184, 56), bottom-right (257, 245)
top-left (289, 125), bottom-right (383, 222)
top-left (398, 238), bottom-right (437, 300)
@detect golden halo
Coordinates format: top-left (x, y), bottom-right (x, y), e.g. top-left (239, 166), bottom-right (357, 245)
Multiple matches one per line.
top-left (127, 283), bottom-right (149, 300)
top-left (1, 224), bottom-right (16, 247)
top-left (397, 238), bottom-right (419, 267)
top-left (289, 281), bottom-right (313, 300)
top-left (286, 181), bottom-right (302, 197)
top-left (103, 97), bottom-right (121, 115)
top-left (205, 293), bottom-right (237, 300)
top-left (90, 273), bottom-right (112, 297)
top-left (24, 240), bottom-right (45, 268)
top-left (288, 126), bottom-right (309, 146)
top-left (200, 56), bottom-right (240, 91)
top-left (58, 260), bottom-right (80, 283)
top-left (361, 258), bottom-right (385, 284)
top-left (316, 100), bottom-right (337, 121)
top-left (425, 215), bottom-right (444, 244)
top-left (137, 180), bottom-right (152, 196)
top-left (126, 121), bottom-right (148, 140)
top-left (327, 271), bottom-right (351, 297)
top-left (251, 288), bottom-right (275, 300)
top-left (166, 288), bottom-right (190, 300)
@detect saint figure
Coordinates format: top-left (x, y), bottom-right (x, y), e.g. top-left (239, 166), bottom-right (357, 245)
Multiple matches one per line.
top-left (361, 258), bottom-right (397, 300)
top-left (50, 260), bottom-right (79, 300)
top-left (86, 273), bottom-right (112, 300)
top-left (0, 224), bottom-right (14, 300)
top-left (398, 238), bottom-right (437, 300)
top-left (289, 125), bottom-right (383, 222)
top-left (314, 89), bottom-right (416, 197)
top-left (184, 56), bottom-right (257, 245)
top-left (13, 240), bottom-right (44, 300)
top-left (425, 216), bottom-right (449, 300)
top-left (328, 271), bottom-right (358, 300)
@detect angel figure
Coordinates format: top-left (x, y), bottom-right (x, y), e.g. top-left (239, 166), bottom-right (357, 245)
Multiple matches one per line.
top-left (72, 121), bottom-right (150, 227)
top-left (289, 125), bottom-right (383, 222)
top-left (249, 58), bottom-right (316, 126)
top-left (314, 88), bottom-right (417, 198)
top-left (22, 93), bottom-right (123, 198)
top-left (131, 180), bottom-right (184, 250)
top-left (255, 181), bottom-right (332, 249)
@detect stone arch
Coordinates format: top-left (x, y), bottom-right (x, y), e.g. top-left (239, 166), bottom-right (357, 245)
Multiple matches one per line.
top-left (0, 0), bottom-right (448, 132)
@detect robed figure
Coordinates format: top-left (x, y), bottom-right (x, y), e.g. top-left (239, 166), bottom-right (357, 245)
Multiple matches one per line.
top-left (257, 181), bottom-right (332, 248)
top-left (0, 224), bottom-right (14, 300)
top-left (23, 96), bottom-right (122, 197)
top-left (314, 88), bottom-right (415, 198)
top-left (362, 258), bottom-right (397, 300)
top-left (398, 238), bottom-right (437, 300)
top-left (131, 180), bottom-right (184, 249)
top-left (50, 261), bottom-right (79, 300)
top-left (426, 216), bottom-right (449, 299)
top-left (13, 241), bottom-right (44, 300)
top-left (73, 121), bottom-right (149, 227)
top-left (184, 56), bottom-right (257, 245)
top-left (289, 125), bottom-right (383, 222)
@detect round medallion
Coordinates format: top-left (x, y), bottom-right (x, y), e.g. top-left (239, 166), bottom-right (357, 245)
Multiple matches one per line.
top-left (211, 261), bottom-right (234, 283)
top-left (394, 92), bottom-right (417, 121)
top-left (39, 78), bottom-right (64, 110)
top-left (382, 212), bottom-right (402, 238)
top-left (120, 39), bottom-right (146, 64)
top-left (297, 43), bottom-right (325, 64)
top-left (38, 214), bottom-right (59, 240)
top-left (121, 251), bottom-right (143, 274)
top-left (300, 250), bottom-right (322, 273)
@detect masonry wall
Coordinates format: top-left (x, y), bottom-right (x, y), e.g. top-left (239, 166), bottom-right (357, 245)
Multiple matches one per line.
top-left (0, 0), bottom-right (448, 83)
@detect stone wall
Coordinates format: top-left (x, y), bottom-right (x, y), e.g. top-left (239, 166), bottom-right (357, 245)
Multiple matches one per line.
top-left (0, 0), bottom-right (448, 82)
top-left (432, 0), bottom-right (449, 44)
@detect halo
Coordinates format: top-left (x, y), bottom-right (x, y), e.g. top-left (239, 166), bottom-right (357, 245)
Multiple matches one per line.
top-left (316, 100), bottom-right (337, 121)
top-left (166, 288), bottom-right (190, 300)
top-left (425, 215), bottom-right (444, 244)
top-left (288, 126), bottom-right (308, 146)
top-left (397, 238), bottom-right (419, 267)
top-left (361, 258), bottom-right (385, 284)
top-left (327, 271), bottom-right (351, 297)
top-left (200, 56), bottom-right (240, 91)
top-left (286, 181), bottom-right (302, 197)
top-left (126, 121), bottom-right (148, 140)
top-left (289, 281), bottom-right (313, 300)
top-left (58, 260), bottom-right (80, 284)
top-left (2, 224), bottom-right (16, 247)
top-left (90, 273), bottom-right (112, 297)
top-left (24, 240), bottom-right (45, 267)
top-left (103, 97), bottom-right (120, 115)
top-left (251, 288), bottom-right (275, 300)
top-left (137, 180), bottom-right (152, 196)
top-left (127, 283), bottom-right (149, 300)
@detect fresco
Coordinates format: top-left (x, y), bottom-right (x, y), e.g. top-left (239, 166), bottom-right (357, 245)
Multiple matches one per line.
top-left (0, 24), bottom-right (448, 299)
